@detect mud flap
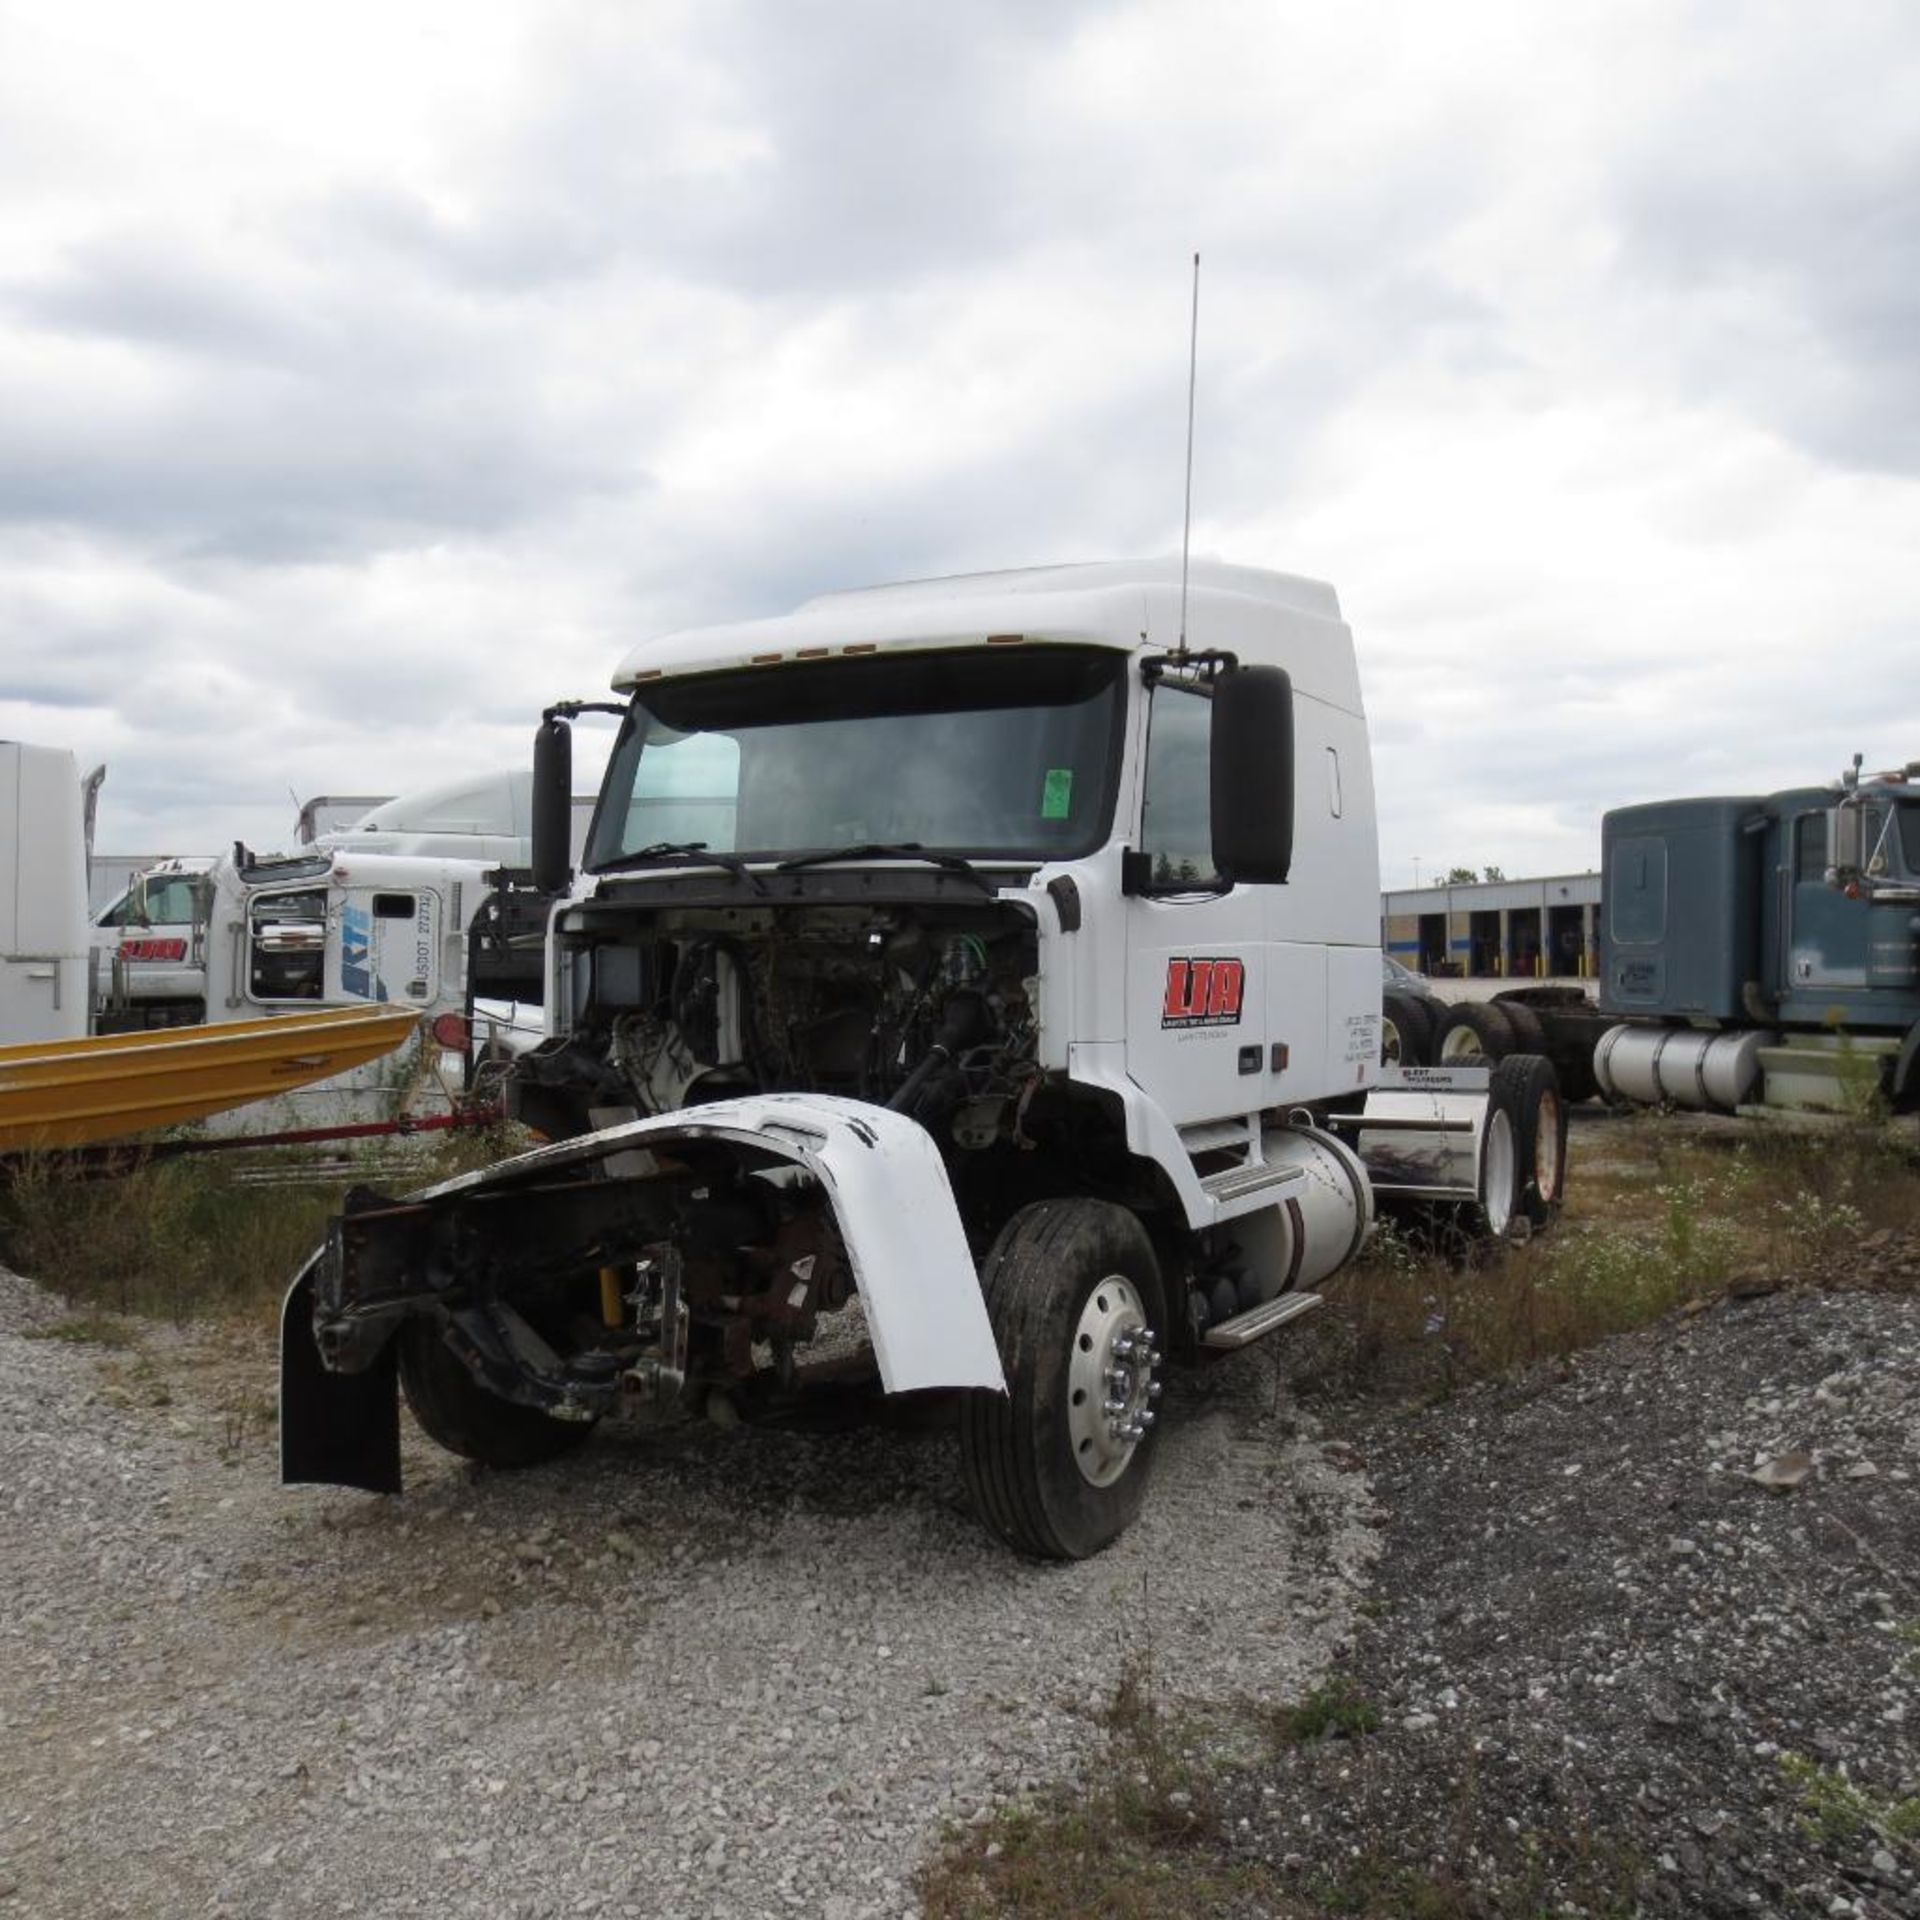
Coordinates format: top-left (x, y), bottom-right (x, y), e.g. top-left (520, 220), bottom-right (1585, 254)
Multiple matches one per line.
top-left (279, 1260), bottom-right (402, 1494)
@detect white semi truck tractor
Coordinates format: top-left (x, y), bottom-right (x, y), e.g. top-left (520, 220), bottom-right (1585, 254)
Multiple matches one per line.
top-left (281, 561), bottom-right (1566, 1557)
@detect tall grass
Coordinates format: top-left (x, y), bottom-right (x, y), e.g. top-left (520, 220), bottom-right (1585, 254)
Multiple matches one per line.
top-left (0, 1123), bottom-right (529, 1327)
top-left (1306, 1112), bottom-right (1920, 1401)
top-left (0, 1154), bottom-right (352, 1324)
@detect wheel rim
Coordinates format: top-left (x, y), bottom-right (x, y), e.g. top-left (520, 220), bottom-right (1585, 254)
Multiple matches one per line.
top-left (1440, 1023), bottom-right (1485, 1064)
top-left (1481, 1109), bottom-right (1516, 1237)
top-left (1065, 1274), bottom-right (1160, 1488)
top-left (1534, 1090), bottom-right (1563, 1203)
top-left (1381, 1015), bottom-right (1405, 1064)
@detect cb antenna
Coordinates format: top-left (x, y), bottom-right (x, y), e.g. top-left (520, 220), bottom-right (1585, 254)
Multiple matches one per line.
top-left (1176, 250), bottom-right (1201, 658)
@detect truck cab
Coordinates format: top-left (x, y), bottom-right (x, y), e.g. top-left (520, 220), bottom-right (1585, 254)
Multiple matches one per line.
top-left (283, 562), bottom-right (1558, 1556)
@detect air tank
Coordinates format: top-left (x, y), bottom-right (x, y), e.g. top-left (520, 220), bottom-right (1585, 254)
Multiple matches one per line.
top-left (1593, 1024), bottom-right (1771, 1112)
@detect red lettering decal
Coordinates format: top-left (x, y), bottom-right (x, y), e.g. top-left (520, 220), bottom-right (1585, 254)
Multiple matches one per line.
top-left (1162, 959), bottom-right (1190, 1021)
top-left (1186, 959), bottom-right (1216, 1017)
top-left (1207, 959), bottom-right (1244, 1018)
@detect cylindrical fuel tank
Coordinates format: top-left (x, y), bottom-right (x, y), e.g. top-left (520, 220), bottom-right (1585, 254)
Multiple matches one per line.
top-left (1229, 1122), bottom-right (1374, 1306)
top-left (1593, 1024), bottom-right (1772, 1111)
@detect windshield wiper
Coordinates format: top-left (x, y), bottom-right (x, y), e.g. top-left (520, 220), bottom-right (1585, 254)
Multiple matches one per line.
top-left (596, 841), bottom-right (769, 895)
top-left (773, 842), bottom-right (996, 894)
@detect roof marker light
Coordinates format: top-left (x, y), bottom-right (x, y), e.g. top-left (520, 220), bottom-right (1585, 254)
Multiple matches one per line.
top-left (986, 633), bottom-right (1026, 646)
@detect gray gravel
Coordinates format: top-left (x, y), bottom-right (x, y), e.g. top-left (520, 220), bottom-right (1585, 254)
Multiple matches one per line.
top-left (0, 1264), bottom-right (1374, 1919)
top-left (1228, 1278), bottom-right (1920, 1917)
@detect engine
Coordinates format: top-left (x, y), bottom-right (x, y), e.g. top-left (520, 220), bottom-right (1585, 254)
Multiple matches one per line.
top-left (524, 902), bottom-right (1043, 1153)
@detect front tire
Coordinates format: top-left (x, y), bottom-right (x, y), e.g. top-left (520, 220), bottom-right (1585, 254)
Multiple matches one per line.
top-left (396, 1319), bottom-right (598, 1469)
top-left (959, 1199), bottom-right (1168, 1560)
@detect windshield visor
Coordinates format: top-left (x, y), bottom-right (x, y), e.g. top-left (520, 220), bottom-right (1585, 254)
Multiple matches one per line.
top-left (587, 647), bottom-right (1126, 869)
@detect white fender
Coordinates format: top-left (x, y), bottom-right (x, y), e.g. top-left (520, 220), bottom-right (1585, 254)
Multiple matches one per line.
top-left (413, 1092), bottom-right (1007, 1397)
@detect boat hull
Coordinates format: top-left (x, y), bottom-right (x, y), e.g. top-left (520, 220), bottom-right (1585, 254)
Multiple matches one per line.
top-left (0, 1005), bottom-right (422, 1150)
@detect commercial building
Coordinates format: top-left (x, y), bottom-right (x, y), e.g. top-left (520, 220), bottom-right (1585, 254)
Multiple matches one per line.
top-left (1382, 872), bottom-right (1601, 980)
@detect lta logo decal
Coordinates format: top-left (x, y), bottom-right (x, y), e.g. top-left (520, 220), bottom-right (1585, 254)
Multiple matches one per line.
top-left (1162, 956), bottom-right (1245, 1029)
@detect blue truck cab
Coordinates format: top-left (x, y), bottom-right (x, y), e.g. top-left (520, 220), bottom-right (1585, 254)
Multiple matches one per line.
top-left (1597, 767), bottom-right (1920, 1110)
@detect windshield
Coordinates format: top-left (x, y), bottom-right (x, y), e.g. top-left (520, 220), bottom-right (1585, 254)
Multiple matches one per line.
top-left (586, 647), bottom-right (1125, 870)
top-left (1900, 804), bottom-right (1920, 873)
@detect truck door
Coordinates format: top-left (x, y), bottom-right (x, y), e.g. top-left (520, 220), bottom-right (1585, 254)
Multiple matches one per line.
top-left (1785, 812), bottom-right (1867, 991)
top-left (326, 886), bottom-right (442, 1007)
top-left (1123, 677), bottom-right (1270, 1128)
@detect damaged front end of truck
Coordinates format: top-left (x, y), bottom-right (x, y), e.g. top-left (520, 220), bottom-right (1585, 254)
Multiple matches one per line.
top-left (281, 1093), bottom-right (1005, 1495)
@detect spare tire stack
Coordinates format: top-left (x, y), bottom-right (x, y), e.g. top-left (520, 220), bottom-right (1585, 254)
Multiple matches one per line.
top-left (1432, 998), bottom-right (1600, 1103)
top-left (1381, 991), bottom-right (1437, 1066)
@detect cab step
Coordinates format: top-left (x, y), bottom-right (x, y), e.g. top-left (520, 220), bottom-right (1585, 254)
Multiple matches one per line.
top-left (1200, 1289), bottom-right (1324, 1350)
top-left (1199, 1159), bottom-right (1307, 1204)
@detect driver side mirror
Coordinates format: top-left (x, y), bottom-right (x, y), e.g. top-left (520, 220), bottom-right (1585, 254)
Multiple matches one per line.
top-left (1210, 665), bottom-right (1294, 885)
top-left (531, 716), bottom-right (574, 896)
top-left (1828, 802), bottom-right (1864, 876)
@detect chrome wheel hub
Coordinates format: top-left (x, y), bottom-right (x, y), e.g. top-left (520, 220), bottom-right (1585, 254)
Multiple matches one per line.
top-left (1066, 1274), bottom-right (1161, 1487)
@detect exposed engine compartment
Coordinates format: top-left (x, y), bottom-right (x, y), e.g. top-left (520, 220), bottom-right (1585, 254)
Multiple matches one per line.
top-left (518, 896), bottom-right (1045, 1157)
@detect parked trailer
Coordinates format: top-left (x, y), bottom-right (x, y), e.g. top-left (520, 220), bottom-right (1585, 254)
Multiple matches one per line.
top-left (281, 560), bottom-right (1567, 1558)
top-left (1, 744), bottom-right (91, 1048)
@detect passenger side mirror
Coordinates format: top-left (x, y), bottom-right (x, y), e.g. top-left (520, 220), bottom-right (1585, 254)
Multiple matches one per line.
top-left (532, 715), bottom-right (574, 896)
top-left (1210, 665), bottom-right (1294, 885)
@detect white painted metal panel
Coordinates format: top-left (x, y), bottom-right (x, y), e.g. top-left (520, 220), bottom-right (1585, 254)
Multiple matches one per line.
top-left (418, 1093), bottom-right (1007, 1396)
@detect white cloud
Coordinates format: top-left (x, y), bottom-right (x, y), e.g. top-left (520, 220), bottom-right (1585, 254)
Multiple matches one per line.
top-left (0, 0), bottom-right (1914, 890)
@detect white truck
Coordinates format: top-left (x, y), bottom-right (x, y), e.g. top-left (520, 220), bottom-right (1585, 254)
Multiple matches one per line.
top-left (281, 561), bottom-right (1565, 1557)
top-left (93, 771), bottom-right (594, 1039)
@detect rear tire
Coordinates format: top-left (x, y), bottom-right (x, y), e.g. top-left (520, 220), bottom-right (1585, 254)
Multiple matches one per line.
top-left (1381, 991), bottom-right (1436, 1066)
top-left (960, 1199), bottom-right (1168, 1560)
top-left (1436, 1001), bottom-right (1517, 1065)
top-left (396, 1319), bottom-right (597, 1469)
top-left (1471, 1066), bottom-right (1524, 1240)
top-left (1495, 1054), bottom-right (1566, 1228)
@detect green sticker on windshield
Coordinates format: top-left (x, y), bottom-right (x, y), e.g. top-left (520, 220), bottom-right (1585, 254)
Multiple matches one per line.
top-left (1041, 767), bottom-right (1073, 819)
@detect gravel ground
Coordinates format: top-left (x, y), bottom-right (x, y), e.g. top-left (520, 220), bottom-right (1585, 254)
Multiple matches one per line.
top-left (1228, 1266), bottom-right (1920, 1917)
top-left (0, 1264), bottom-right (1374, 1919)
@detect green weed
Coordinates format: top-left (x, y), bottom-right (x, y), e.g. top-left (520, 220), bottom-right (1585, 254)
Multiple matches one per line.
top-left (1778, 1751), bottom-right (1920, 1847)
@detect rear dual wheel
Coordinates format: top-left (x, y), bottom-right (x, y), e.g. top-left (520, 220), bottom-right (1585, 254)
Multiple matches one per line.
top-left (960, 1199), bottom-right (1167, 1561)
top-left (1478, 1055), bottom-right (1566, 1235)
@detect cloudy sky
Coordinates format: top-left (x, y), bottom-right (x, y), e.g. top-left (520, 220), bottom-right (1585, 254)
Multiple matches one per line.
top-left (3, 0), bottom-right (1917, 886)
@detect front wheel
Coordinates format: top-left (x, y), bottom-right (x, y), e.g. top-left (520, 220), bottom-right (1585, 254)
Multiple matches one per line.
top-left (396, 1319), bottom-right (598, 1469)
top-left (959, 1199), bottom-right (1168, 1560)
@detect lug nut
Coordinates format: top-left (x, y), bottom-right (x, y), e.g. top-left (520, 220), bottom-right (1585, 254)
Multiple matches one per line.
top-left (1112, 1333), bottom-right (1136, 1359)
top-left (1137, 1408), bottom-right (1157, 1429)
top-left (1147, 1381), bottom-right (1162, 1401)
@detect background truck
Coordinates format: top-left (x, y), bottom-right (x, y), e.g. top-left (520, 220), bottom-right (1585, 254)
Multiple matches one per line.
top-left (1, 743), bottom-right (93, 1046)
top-left (1389, 761), bottom-right (1920, 1115)
top-left (281, 560), bottom-right (1566, 1558)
